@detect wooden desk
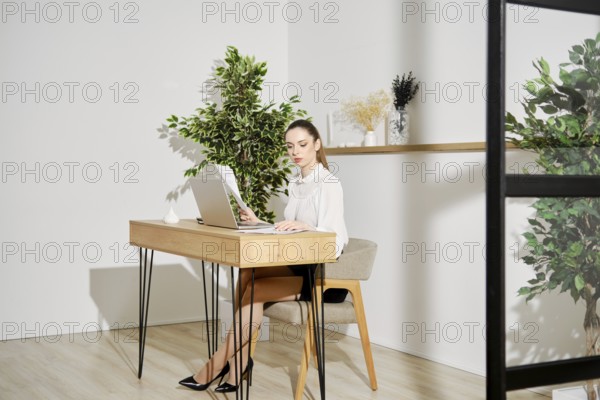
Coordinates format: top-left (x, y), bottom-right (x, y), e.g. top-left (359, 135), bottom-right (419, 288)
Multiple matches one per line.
top-left (129, 219), bottom-right (337, 399)
top-left (130, 219), bottom-right (337, 268)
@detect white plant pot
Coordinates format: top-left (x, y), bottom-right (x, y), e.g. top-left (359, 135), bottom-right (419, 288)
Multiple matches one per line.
top-left (363, 131), bottom-right (377, 146)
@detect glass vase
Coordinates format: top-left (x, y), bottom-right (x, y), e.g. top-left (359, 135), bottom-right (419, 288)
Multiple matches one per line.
top-left (388, 107), bottom-right (409, 145)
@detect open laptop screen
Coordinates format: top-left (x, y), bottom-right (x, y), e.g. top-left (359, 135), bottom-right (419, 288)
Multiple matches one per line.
top-left (190, 173), bottom-right (272, 230)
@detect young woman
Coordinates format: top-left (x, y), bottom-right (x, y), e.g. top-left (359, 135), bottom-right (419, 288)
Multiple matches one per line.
top-left (179, 119), bottom-right (348, 392)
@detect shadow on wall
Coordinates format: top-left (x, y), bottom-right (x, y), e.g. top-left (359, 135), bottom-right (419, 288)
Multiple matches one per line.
top-left (505, 185), bottom-right (587, 366)
top-left (90, 260), bottom-right (217, 330)
top-left (89, 259), bottom-right (239, 377)
top-left (506, 290), bottom-right (586, 367)
top-left (158, 59), bottom-right (226, 202)
top-left (505, 198), bottom-right (587, 367)
top-left (157, 124), bottom-right (202, 202)
top-left (90, 257), bottom-right (241, 335)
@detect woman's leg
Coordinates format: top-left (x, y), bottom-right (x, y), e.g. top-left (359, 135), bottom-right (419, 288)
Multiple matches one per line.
top-left (235, 266), bottom-right (296, 304)
top-left (221, 275), bottom-right (303, 385)
top-left (193, 267), bottom-right (298, 383)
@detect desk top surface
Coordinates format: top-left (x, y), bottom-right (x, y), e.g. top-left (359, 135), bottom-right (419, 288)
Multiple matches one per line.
top-left (130, 219), bottom-right (335, 239)
top-left (129, 219), bottom-right (337, 267)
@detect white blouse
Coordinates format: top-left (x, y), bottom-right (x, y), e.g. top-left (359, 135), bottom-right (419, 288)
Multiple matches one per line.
top-left (284, 163), bottom-right (348, 258)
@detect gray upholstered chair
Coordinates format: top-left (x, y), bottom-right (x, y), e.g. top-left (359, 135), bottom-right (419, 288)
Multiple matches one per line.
top-left (262, 238), bottom-right (378, 400)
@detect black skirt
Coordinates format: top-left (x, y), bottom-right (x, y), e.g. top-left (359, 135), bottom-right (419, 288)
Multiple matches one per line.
top-left (288, 265), bottom-right (348, 303)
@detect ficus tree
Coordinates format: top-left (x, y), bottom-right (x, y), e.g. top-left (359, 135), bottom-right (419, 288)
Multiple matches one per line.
top-left (506, 34), bottom-right (600, 399)
top-left (167, 46), bottom-right (307, 222)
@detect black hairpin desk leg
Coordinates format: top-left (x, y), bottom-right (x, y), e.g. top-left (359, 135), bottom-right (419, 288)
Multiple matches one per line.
top-left (201, 262), bottom-right (221, 358)
top-left (229, 267), bottom-right (256, 400)
top-left (308, 263), bottom-right (326, 399)
top-left (138, 247), bottom-right (154, 379)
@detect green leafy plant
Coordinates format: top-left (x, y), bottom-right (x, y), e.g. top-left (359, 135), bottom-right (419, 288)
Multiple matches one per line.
top-left (391, 72), bottom-right (419, 110)
top-left (166, 46), bottom-right (306, 222)
top-left (506, 33), bottom-right (600, 400)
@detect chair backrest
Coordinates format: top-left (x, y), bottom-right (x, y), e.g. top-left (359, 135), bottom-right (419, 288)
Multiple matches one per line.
top-left (321, 238), bottom-right (377, 280)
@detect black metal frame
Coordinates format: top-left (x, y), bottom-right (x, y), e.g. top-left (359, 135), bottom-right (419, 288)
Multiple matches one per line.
top-left (486, 0), bottom-right (600, 398)
top-left (509, 0), bottom-right (600, 15)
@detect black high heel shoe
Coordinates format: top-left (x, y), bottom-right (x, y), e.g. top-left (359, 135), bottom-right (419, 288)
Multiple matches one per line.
top-left (178, 362), bottom-right (230, 391)
top-left (214, 358), bottom-right (254, 393)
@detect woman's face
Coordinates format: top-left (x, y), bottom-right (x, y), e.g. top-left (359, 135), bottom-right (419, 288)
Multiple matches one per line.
top-left (285, 127), bottom-right (321, 173)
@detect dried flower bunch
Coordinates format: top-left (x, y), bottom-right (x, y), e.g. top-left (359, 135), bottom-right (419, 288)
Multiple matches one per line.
top-left (341, 89), bottom-right (391, 132)
top-left (392, 72), bottom-right (419, 109)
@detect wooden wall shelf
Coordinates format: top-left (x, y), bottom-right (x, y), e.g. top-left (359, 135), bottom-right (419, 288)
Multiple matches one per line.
top-left (326, 142), bottom-right (518, 155)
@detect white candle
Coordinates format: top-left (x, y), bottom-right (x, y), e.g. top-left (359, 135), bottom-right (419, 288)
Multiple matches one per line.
top-left (327, 111), bottom-right (334, 146)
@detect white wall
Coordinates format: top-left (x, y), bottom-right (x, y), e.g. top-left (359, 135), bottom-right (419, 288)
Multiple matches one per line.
top-left (2, 0), bottom-right (600, 388)
top-left (0, 0), bottom-right (290, 338)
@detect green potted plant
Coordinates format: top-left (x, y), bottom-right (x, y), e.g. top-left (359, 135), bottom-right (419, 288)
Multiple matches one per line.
top-left (166, 46), bottom-right (306, 222)
top-left (506, 34), bottom-right (600, 400)
top-left (389, 72), bottom-right (419, 145)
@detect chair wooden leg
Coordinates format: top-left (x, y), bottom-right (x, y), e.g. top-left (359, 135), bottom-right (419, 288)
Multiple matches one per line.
top-left (295, 324), bottom-right (312, 400)
top-left (347, 281), bottom-right (378, 390)
top-left (294, 278), bottom-right (378, 397)
top-left (295, 296), bottom-right (320, 399)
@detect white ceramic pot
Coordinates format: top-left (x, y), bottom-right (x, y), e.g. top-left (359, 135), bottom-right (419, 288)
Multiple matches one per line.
top-left (364, 131), bottom-right (377, 146)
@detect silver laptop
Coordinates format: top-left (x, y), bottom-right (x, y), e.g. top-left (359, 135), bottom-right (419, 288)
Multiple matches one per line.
top-left (190, 175), bottom-right (273, 230)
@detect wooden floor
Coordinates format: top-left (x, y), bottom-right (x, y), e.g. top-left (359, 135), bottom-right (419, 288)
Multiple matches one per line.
top-left (0, 322), bottom-right (549, 400)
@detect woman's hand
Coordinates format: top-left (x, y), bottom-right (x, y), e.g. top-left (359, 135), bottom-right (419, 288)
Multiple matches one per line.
top-left (274, 220), bottom-right (314, 231)
top-left (239, 207), bottom-right (259, 222)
